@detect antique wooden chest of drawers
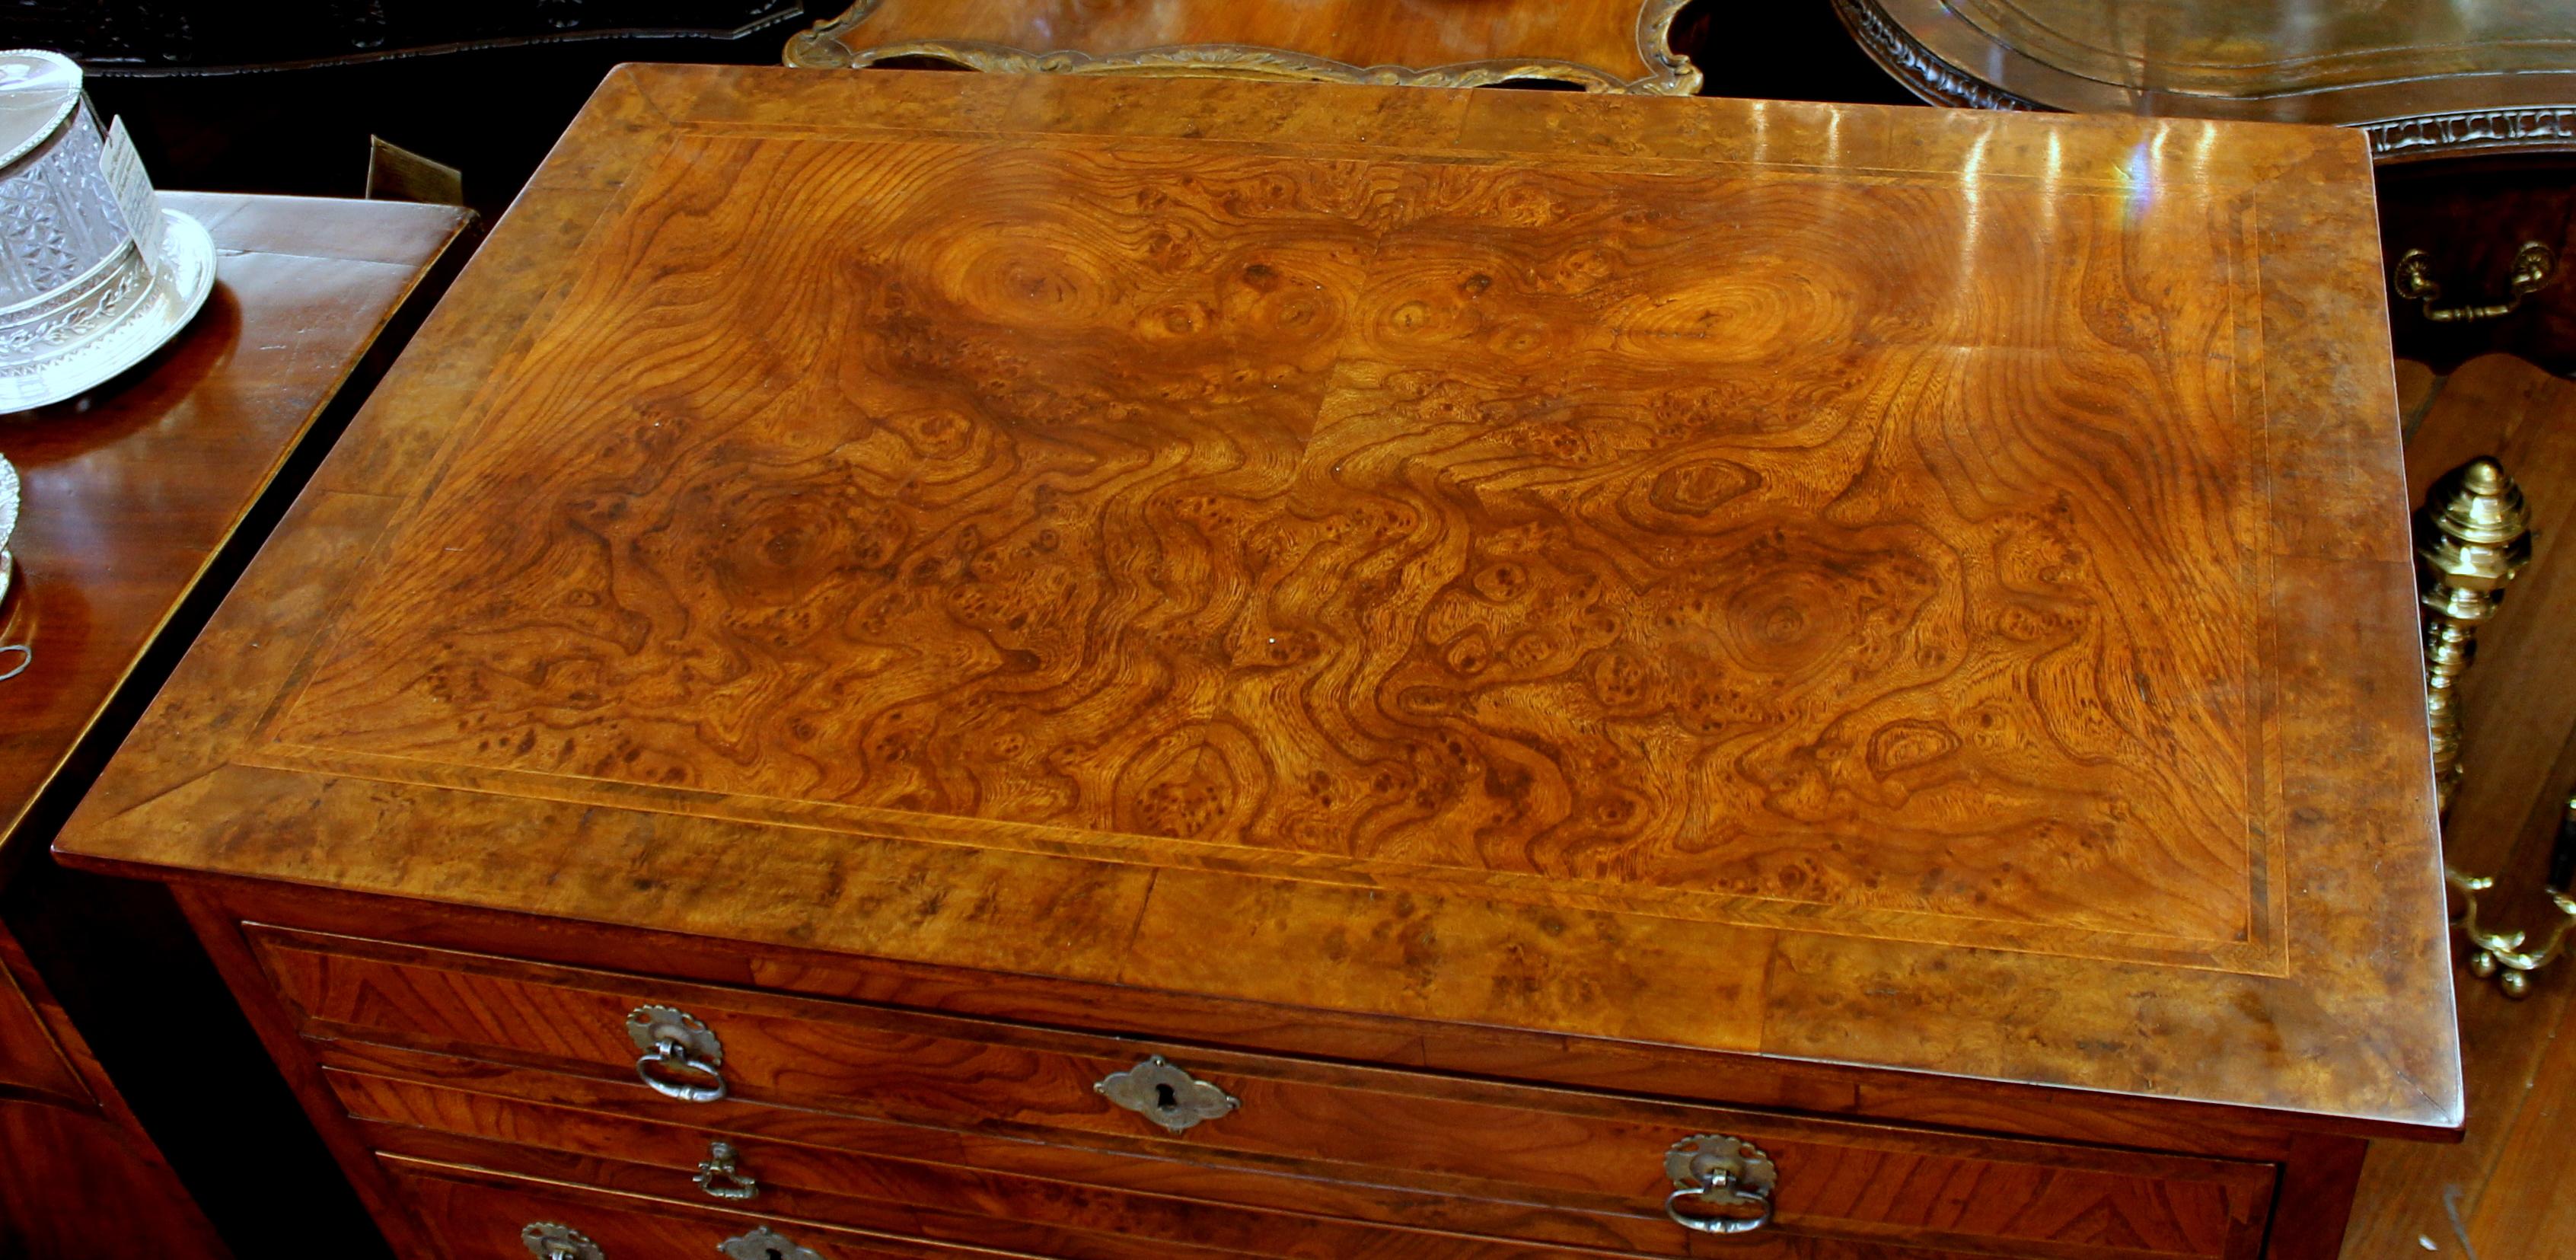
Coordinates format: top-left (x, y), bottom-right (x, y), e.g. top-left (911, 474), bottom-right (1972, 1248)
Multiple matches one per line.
top-left (56, 66), bottom-right (2453, 1260)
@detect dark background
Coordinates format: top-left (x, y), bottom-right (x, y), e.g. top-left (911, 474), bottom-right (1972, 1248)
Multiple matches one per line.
top-left (62, 2), bottom-right (1920, 222)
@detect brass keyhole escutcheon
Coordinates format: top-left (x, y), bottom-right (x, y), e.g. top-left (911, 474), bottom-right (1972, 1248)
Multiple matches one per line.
top-left (1094, 1054), bottom-right (1239, 1134)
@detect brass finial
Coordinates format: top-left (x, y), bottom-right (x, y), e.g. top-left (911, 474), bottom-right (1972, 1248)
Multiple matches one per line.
top-left (2416, 456), bottom-right (2534, 813)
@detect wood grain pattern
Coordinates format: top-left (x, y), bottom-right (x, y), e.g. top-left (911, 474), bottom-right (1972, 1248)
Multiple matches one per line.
top-left (390, 1154), bottom-right (2134, 1260)
top-left (0, 193), bottom-right (467, 876)
top-left (191, 878), bottom-right (2332, 1160)
top-left (57, 61), bottom-right (2447, 1129)
top-left (0, 193), bottom-right (466, 1260)
top-left (389, 1160), bottom-right (1016, 1260)
top-left (256, 928), bottom-right (2272, 1258)
top-left (334, 1061), bottom-right (2242, 1260)
top-left (45, 66), bottom-right (2446, 1259)
top-left (279, 121), bottom-right (2269, 958)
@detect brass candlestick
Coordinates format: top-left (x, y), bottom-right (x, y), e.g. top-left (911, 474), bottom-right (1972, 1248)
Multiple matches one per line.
top-left (2416, 456), bottom-right (2576, 997)
top-left (2418, 458), bottom-right (2531, 813)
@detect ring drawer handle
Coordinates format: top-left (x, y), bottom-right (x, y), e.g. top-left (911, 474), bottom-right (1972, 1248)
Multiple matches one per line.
top-left (1094, 1054), bottom-right (1239, 1134)
top-left (521, 1223), bottom-right (604, 1260)
top-left (625, 1004), bottom-right (727, 1102)
top-left (694, 1140), bottom-right (760, 1201)
top-left (1663, 1134), bottom-right (1777, 1236)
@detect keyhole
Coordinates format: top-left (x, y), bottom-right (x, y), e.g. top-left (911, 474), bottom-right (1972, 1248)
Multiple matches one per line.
top-left (1154, 1082), bottom-right (1178, 1111)
top-left (765, 1250), bottom-right (783, 1260)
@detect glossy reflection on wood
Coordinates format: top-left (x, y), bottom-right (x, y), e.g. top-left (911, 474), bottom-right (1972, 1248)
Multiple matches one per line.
top-left (1844, 0), bottom-right (2576, 163)
top-left (52, 68), bottom-right (2441, 1259)
top-left (0, 193), bottom-right (468, 1259)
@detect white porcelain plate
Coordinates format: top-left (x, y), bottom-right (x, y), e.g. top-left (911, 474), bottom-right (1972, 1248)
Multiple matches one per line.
top-left (0, 206), bottom-right (217, 415)
top-left (0, 452), bottom-right (18, 612)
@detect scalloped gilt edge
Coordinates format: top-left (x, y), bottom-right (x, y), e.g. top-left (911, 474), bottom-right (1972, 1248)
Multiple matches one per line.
top-left (785, 0), bottom-right (1701, 96)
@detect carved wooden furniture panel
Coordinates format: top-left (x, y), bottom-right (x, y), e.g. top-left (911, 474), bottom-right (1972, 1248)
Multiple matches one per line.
top-left (55, 66), bottom-right (2444, 1260)
top-left (786, 0), bottom-right (1698, 93)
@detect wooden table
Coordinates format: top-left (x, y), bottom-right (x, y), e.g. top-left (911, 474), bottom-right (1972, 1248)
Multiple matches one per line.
top-left (56, 68), bottom-right (2446, 1260)
top-left (1835, 1), bottom-right (2576, 376)
top-left (0, 192), bottom-right (467, 1258)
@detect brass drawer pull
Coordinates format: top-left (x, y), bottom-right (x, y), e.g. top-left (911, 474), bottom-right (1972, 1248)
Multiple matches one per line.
top-left (521, 1223), bottom-right (605, 1260)
top-left (626, 1004), bottom-right (727, 1102)
top-left (694, 1139), bottom-right (760, 1201)
top-left (2394, 241), bottom-right (2558, 323)
top-left (1663, 1134), bottom-right (1777, 1235)
top-left (1094, 1054), bottom-right (1239, 1134)
top-left (720, 1225), bottom-right (825, 1260)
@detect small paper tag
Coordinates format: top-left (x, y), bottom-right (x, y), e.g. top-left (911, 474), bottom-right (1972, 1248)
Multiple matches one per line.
top-left (99, 116), bottom-right (163, 275)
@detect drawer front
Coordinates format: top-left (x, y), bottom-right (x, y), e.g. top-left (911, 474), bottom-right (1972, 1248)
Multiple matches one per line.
top-left (372, 1087), bottom-right (1598, 1260)
top-left (386, 1157), bottom-right (1010, 1260)
top-left (384, 1142), bottom-right (2005, 1260)
top-left (260, 927), bottom-right (2272, 1260)
top-left (336, 1063), bottom-right (1765, 1259)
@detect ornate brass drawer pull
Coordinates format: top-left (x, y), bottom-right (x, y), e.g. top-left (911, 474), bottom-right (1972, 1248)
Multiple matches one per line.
top-left (1663, 1134), bottom-right (1777, 1235)
top-left (2394, 241), bottom-right (2558, 323)
top-left (520, 1223), bottom-right (605, 1260)
top-left (720, 1225), bottom-right (826, 1260)
top-left (694, 1139), bottom-right (760, 1201)
top-left (626, 1004), bottom-right (727, 1102)
top-left (1093, 1054), bottom-right (1239, 1134)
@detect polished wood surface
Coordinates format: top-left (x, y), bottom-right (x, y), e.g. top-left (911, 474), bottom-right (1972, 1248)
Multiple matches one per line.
top-left (788, 0), bottom-right (1698, 93)
top-left (392, 1161), bottom-right (1072, 1260)
top-left (256, 927), bottom-right (2275, 1258)
top-left (1840, 0), bottom-right (2576, 163)
top-left (0, 192), bottom-right (467, 1259)
top-left (62, 64), bottom-right (2445, 1134)
top-left (340, 1069), bottom-right (2262, 1260)
top-left (51, 67), bottom-right (2441, 1258)
top-left (0, 193), bottom-right (467, 873)
top-left (2335, 354), bottom-right (2576, 1259)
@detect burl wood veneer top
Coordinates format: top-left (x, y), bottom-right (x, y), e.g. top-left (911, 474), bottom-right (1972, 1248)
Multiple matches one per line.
top-left (57, 67), bottom-right (2456, 1137)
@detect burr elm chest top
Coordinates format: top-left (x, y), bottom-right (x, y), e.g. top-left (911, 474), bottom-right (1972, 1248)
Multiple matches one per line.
top-left (56, 65), bottom-right (2456, 1259)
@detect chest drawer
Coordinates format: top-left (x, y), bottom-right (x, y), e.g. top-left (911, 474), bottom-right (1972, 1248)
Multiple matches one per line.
top-left (387, 1156), bottom-right (1033, 1260)
top-left (372, 1090), bottom-right (2083, 1260)
top-left (256, 927), bottom-right (2275, 1259)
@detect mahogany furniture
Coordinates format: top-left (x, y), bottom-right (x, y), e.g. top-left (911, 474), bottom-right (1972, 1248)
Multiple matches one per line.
top-left (0, 191), bottom-right (469, 1258)
top-left (1833, 1), bottom-right (2576, 375)
top-left (56, 66), bottom-right (2451, 1260)
top-left (786, 0), bottom-right (1699, 94)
